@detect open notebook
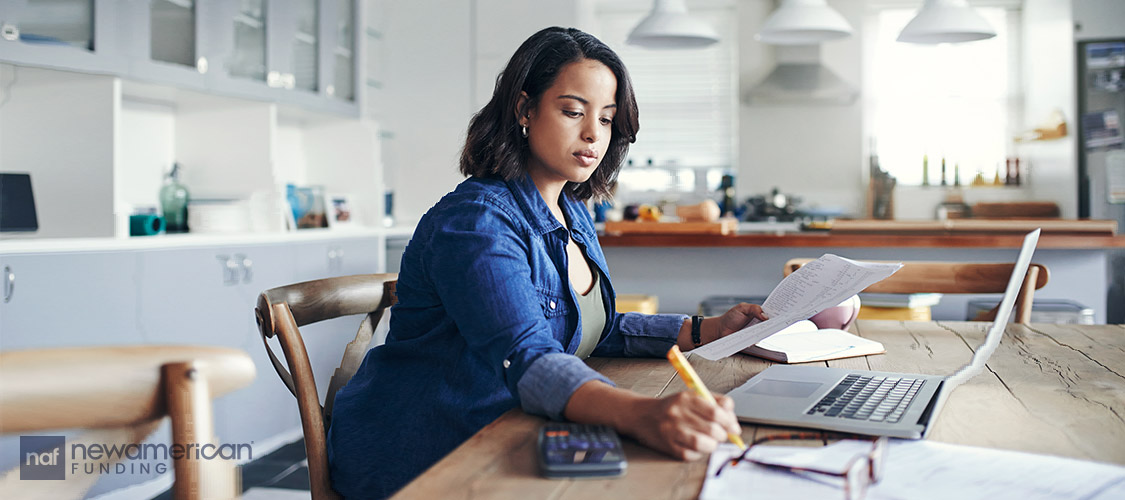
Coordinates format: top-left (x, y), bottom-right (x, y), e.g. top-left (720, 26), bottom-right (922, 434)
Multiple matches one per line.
top-left (741, 320), bottom-right (885, 364)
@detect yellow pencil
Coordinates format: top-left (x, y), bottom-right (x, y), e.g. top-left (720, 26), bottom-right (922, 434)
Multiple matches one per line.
top-left (666, 345), bottom-right (747, 451)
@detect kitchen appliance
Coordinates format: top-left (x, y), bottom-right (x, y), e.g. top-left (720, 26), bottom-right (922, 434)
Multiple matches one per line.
top-left (1077, 39), bottom-right (1125, 323)
top-left (0, 173), bottom-right (38, 233)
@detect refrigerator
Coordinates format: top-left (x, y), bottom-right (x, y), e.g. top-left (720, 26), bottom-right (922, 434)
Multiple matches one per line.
top-left (1076, 40), bottom-right (1125, 323)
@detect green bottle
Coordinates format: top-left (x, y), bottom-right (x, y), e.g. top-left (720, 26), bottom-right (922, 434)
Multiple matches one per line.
top-left (922, 154), bottom-right (930, 186)
top-left (160, 163), bottom-right (190, 233)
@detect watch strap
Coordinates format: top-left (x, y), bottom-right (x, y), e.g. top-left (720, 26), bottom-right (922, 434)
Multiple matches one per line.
top-left (691, 315), bottom-right (703, 347)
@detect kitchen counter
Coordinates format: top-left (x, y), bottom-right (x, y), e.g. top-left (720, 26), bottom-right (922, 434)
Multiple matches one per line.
top-left (596, 224), bottom-right (1121, 323)
top-left (599, 231), bottom-right (1125, 249)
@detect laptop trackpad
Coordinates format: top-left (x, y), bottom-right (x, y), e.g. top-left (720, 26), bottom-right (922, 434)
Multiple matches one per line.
top-left (747, 379), bottom-right (822, 398)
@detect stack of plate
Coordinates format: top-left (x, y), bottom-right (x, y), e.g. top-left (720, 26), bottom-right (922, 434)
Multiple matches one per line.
top-left (187, 199), bottom-right (250, 234)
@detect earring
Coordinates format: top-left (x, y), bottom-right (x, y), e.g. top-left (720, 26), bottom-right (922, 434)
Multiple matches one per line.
top-left (521, 125), bottom-right (528, 138)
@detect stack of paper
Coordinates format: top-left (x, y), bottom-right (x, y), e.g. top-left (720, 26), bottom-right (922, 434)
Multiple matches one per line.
top-left (701, 440), bottom-right (1125, 500)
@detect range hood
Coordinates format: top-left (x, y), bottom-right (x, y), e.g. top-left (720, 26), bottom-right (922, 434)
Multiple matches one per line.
top-left (745, 45), bottom-right (857, 106)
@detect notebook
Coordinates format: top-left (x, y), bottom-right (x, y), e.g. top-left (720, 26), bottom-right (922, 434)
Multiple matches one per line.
top-left (741, 320), bottom-right (885, 364)
top-left (727, 229), bottom-right (1040, 439)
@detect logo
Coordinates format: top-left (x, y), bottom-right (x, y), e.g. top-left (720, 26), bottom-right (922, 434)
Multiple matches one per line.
top-left (20, 436), bottom-right (65, 480)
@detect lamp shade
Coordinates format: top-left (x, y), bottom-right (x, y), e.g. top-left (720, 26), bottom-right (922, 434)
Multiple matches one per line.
top-left (756, 0), bottom-right (853, 45)
top-left (897, 0), bottom-right (996, 44)
top-left (627, 0), bottom-right (719, 49)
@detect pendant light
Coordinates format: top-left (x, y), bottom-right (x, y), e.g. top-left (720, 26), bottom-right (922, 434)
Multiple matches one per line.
top-left (756, 0), bottom-right (853, 45)
top-left (897, 0), bottom-right (996, 44)
top-left (627, 0), bottom-right (719, 49)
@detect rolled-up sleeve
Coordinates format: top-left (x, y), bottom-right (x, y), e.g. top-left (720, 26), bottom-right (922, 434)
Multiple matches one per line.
top-left (517, 353), bottom-right (614, 419)
top-left (592, 311), bottom-right (688, 358)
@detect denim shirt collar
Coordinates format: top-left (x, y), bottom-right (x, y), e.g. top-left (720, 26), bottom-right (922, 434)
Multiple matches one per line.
top-left (504, 173), bottom-right (596, 241)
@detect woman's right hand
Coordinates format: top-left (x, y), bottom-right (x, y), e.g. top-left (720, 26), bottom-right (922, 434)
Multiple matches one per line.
top-left (619, 391), bottom-right (743, 461)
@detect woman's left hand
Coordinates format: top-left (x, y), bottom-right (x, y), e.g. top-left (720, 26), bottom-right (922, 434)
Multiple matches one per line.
top-left (716, 303), bottom-right (769, 338)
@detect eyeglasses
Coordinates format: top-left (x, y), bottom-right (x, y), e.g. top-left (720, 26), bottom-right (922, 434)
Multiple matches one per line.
top-left (715, 433), bottom-right (888, 500)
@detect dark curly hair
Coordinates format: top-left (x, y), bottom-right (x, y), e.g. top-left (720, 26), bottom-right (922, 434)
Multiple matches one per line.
top-left (459, 27), bottom-right (639, 201)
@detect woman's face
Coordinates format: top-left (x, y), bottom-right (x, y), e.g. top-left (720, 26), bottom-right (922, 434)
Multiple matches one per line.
top-left (521, 58), bottom-right (618, 190)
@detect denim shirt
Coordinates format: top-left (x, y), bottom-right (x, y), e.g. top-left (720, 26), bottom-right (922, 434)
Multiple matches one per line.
top-left (326, 173), bottom-right (687, 498)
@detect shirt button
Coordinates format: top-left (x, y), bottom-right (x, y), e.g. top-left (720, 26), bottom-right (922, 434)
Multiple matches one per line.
top-left (549, 301), bottom-right (557, 310)
top-left (502, 359), bottom-right (511, 368)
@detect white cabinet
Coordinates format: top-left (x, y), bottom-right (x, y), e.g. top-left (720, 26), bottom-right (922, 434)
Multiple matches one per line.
top-left (292, 236), bottom-right (382, 282)
top-left (0, 0), bottom-right (128, 74)
top-left (136, 244), bottom-right (293, 348)
top-left (0, 0), bottom-right (361, 115)
top-left (0, 251), bottom-right (139, 350)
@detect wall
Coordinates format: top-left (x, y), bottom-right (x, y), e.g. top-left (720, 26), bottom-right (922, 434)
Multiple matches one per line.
top-left (378, 0), bottom-right (474, 224)
top-left (0, 66), bottom-right (117, 239)
top-left (1020, 0), bottom-right (1078, 218)
top-left (739, 0), bottom-right (866, 215)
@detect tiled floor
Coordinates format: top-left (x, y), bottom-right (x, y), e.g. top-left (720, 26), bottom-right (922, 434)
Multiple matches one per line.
top-left (151, 438), bottom-right (311, 499)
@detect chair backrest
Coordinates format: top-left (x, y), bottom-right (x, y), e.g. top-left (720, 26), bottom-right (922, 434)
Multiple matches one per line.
top-left (971, 201), bottom-right (1061, 219)
top-left (783, 259), bottom-right (1049, 324)
top-left (255, 273), bottom-right (398, 500)
top-left (0, 345), bottom-right (256, 499)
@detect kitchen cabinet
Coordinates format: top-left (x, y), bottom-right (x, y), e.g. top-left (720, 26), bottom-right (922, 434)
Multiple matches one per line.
top-left (0, 0), bottom-right (360, 116)
top-left (0, 0), bottom-right (127, 75)
top-left (292, 236), bottom-right (382, 282)
top-left (121, 0), bottom-right (210, 91)
top-left (0, 251), bottom-right (139, 351)
top-left (135, 244), bottom-right (295, 348)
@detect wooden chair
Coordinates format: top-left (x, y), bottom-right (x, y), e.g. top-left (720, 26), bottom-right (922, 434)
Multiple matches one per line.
top-left (971, 201), bottom-right (1061, 219)
top-left (255, 273), bottom-right (398, 500)
top-left (784, 259), bottom-right (1049, 324)
top-left (0, 345), bottom-right (256, 499)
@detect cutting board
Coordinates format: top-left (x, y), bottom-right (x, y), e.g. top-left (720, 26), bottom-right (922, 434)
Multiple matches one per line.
top-left (603, 218), bottom-right (738, 235)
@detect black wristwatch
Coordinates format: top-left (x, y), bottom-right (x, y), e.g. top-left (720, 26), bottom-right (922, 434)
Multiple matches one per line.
top-left (691, 315), bottom-right (704, 347)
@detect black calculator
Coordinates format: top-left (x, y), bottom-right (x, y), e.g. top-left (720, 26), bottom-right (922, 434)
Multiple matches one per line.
top-left (537, 423), bottom-right (627, 478)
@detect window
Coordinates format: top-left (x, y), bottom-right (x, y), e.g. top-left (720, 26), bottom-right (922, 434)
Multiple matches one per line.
top-left (864, 6), bottom-right (1020, 186)
top-left (592, 0), bottom-right (737, 201)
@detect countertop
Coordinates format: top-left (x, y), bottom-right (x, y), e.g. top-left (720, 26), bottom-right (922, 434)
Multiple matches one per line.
top-left (599, 230), bottom-right (1125, 249)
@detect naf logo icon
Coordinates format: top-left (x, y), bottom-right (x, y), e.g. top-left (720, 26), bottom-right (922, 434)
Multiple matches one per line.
top-left (20, 436), bottom-right (66, 480)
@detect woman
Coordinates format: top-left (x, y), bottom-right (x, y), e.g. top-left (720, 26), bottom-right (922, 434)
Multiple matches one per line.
top-left (327, 26), bottom-right (766, 498)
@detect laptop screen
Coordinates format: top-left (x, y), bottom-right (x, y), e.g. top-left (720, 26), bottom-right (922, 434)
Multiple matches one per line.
top-left (944, 229), bottom-right (1041, 388)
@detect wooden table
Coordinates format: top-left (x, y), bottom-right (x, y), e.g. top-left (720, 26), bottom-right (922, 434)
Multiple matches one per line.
top-left (392, 321), bottom-right (1125, 499)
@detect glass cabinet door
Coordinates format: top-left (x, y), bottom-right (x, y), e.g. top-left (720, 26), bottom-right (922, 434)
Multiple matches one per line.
top-left (5, 0), bottom-right (94, 51)
top-left (228, 0), bottom-right (268, 82)
top-left (331, 0), bottom-right (354, 101)
top-left (291, 0), bottom-right (319, 92)
top-left (149, 0), bottom-right (196, 68)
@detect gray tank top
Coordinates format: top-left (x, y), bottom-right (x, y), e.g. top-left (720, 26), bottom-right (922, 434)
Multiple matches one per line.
top-left (573, 272), bottom-right (606, 359)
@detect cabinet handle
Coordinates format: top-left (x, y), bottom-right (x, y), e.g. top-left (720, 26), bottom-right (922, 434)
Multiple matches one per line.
top-left (3, 266), bottom-right (13, 303)
top-left (267, 71), bottom-right (283, 88)
top-left (217, 255), bottom-right (239, 286)
top-left (1, 24), bottom-right (18, 42)
top-left (237, 254), bottom-right (253, 284)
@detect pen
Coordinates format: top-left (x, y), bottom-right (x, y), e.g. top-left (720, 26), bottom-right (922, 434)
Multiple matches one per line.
top-left (666, 345), bottom-right (747, 451)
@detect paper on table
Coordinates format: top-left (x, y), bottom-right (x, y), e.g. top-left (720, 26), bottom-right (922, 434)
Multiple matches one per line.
top-left (692, 255), bottom-right (902, 360)
top-left (701, 440), bottom-right (1125, 500)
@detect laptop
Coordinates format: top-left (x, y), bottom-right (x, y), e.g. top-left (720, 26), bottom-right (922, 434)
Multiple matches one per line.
top-left (728, 229), bottom-right (1041, 439)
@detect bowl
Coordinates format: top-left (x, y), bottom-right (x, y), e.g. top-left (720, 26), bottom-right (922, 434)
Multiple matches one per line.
top-left (809, 295), bottom-right (861, 330)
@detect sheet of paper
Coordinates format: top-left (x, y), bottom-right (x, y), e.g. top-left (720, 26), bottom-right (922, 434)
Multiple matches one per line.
top-left (693, 255), bottom-right (902, 360)
top-left (701, 440), bottom-right (1125, 500)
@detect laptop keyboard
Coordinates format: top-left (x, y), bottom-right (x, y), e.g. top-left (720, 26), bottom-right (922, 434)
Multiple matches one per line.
top-left (806, 374), bottom-right (924, 423)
